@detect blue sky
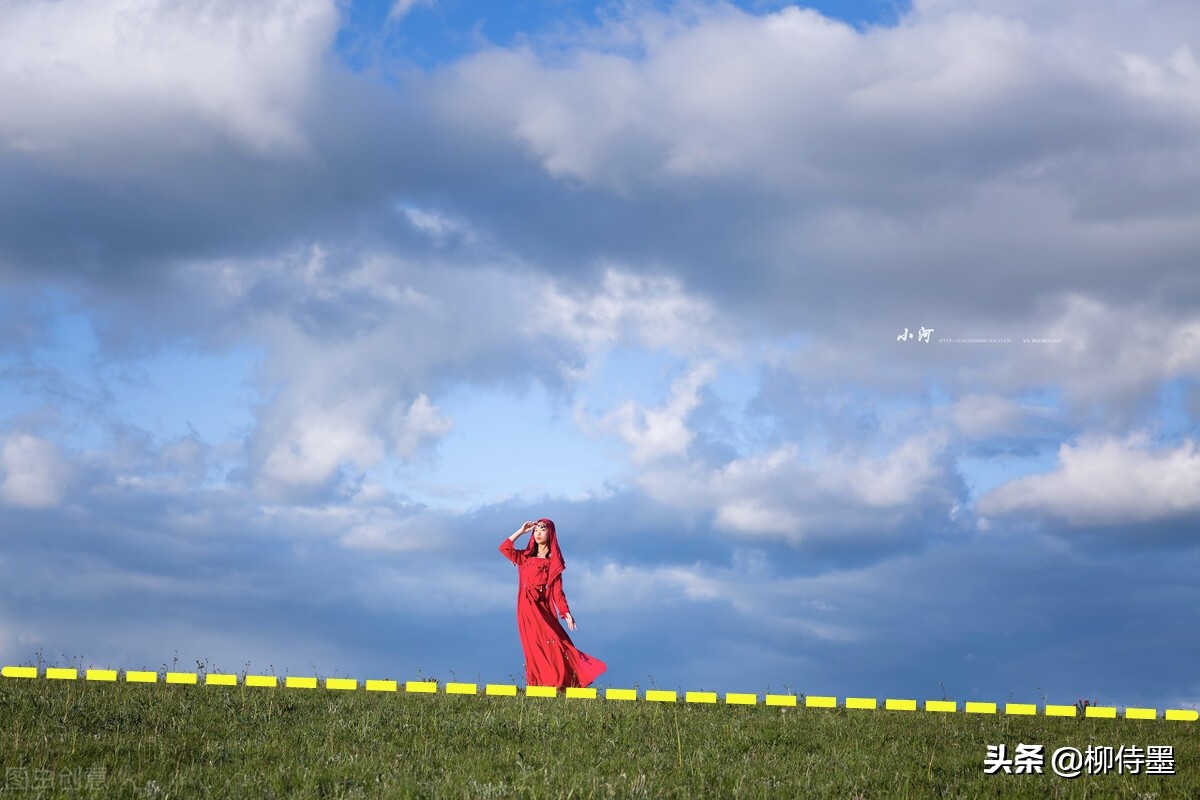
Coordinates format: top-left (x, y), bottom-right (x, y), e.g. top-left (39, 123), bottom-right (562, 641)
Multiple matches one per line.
top-left (2, 0), bottom-right (1200, 712)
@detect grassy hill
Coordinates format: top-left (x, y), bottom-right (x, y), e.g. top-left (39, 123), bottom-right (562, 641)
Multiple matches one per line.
top-left (2, 675), bottom-right (1198, 798)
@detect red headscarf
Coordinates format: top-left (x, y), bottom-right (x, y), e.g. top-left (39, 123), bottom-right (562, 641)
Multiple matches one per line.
top-left (523, 517), bottom-right (565, 586)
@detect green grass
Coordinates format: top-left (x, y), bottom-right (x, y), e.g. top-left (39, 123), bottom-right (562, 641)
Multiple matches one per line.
top-left (2, 677), bottom-right (1198, 798)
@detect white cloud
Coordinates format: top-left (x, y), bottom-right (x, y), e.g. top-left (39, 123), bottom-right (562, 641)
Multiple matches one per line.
top-left (0, 0), bottom-right (338, 169)
top-left (978, 434), bottom-right (1200, 525)
top-left (256, 397), bottom-right (388, 493)
top-left (634, 432), bottom-right (956, 543)
top-left (823, 431), bottom-right (951, 507)
top-left (436, 2), bottom-right (1200, 202)
top-left (528, 267), bottom-right (738, 368)
top-left (577, 361), bottom-right (716, 465)
top-left (388, 394), bottom-right (454, 459)
top-left (949, 394), bottom-right (1039, 439)
top-left (400, 205), bottom-right (478, 244)
top-left (386, 0), bottom-right (434, 25)
top-left (0, 432), bottom-right (70, 509)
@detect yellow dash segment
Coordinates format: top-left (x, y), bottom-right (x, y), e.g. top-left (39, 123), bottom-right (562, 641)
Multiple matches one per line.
top-left (1046, 704), bottom-right (1077, 717)
top-left (326, 678), bottom-right (357, 691)
top-left (1166, 709), bottom-right (1199, 722)
top-left (965, 702), bottom-right (997, 715)
top-left (1084, 706), bottom-right (1116, 719)
top-left (1125, 707), bottom-right (1157, 720)
top-left (166, 672), bottom-right (197, 685)
top-left (125, 671), bottom-right (158, 683)
top-left (47, 668), bottom-right (78, 680)
top-left (686, 691), bottom-right (717, 704)
top-left (646, 690), bottom-right (677, 703)
top-left (566, 687), bottom-right (597, 699)
top-left (366, 680), bottom-right (397, 692)
top-left (925, 700), bottom-right (957, 713)
top-left (86, 669), bottom-right (118, 682)
top-left (846, 697), bottom-right (877, 710)
top-left (886, 699), bottom-right (917, 711)
top-left (527, 685), bottom-right (557, 698)
top-left (725, 693), bottom-right (757, 705)
top-left (285, 677), bottom-right (318, 689)
top-left (1005, 703), bottom-right (1037, 716)
top-left (606, 688), bottom-right (637, 701)
top-left (805, 695), bottom-right (837, 709)
top-left (246, 675), bottom-right (277, 688)
top-left (446, 682), bottom-right (477, 695)
top-left (485, 684), bottom-right (517, 696)
top-left (766, 694), bottom-right (797, 707)
top-left (206, 674), bottom-right (238, 686)
top-left (406, 681), bottom-right (437, 693)
top-left (2, 666), bottom-right (38, 679)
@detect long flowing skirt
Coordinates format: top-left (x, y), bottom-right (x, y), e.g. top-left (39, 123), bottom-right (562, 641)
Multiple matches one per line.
top-left (516, 594), bottom-right (606, 689)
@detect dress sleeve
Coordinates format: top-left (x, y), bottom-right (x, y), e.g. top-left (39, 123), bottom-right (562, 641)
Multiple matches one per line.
top-left (550, 575), bottom-right (571, 618)
top-left (499, 538), bottom-right (522, 566)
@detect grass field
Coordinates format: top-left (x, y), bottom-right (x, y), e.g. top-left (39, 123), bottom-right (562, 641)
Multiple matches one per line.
top-left (2, 672), bottom-right (1198, 799)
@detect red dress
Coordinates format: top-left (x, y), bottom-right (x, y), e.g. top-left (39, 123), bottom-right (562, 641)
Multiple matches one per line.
top-left (499, 538), bottom-right (606, 689)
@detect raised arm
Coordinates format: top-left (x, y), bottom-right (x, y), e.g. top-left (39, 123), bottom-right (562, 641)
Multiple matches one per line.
top-left (499, 521), bottom-right (535, 565)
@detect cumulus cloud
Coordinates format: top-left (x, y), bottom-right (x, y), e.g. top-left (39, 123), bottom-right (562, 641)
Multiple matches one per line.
top-left (0, 0), bottom-right (339, 168)
top-left (978, 433), bottom-right (1200, 525)
top-left (948, 394), bottom-right (1049, 440)
top-left (435, 2), bottom-right (1200, 202)
top-left (388, 394), bottom-right (454, 459)
top-left (577, 361), bottom-right (716, 464)
top-left (527, 267), bottom-right (739, 369)
top-left (632, 431), bottom-right (959, 544)
top-left (0, 432), bottom-right (70, 509)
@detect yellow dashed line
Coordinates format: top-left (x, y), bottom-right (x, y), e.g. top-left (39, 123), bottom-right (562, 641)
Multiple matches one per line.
top-left (406, 681), bottom-right (437, 693)
top-left (1, 665), bottom-right (1187, 721)
top-left (2, 666), bottom-right (37, 679)
top-left (1125, 707), bottom-right (1157, 720)
top-left (1084, 706), bottom-right (1116, 719)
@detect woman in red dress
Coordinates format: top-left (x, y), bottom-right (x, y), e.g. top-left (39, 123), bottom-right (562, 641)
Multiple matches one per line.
top-left (499, 518), bottom-right (606, 689)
